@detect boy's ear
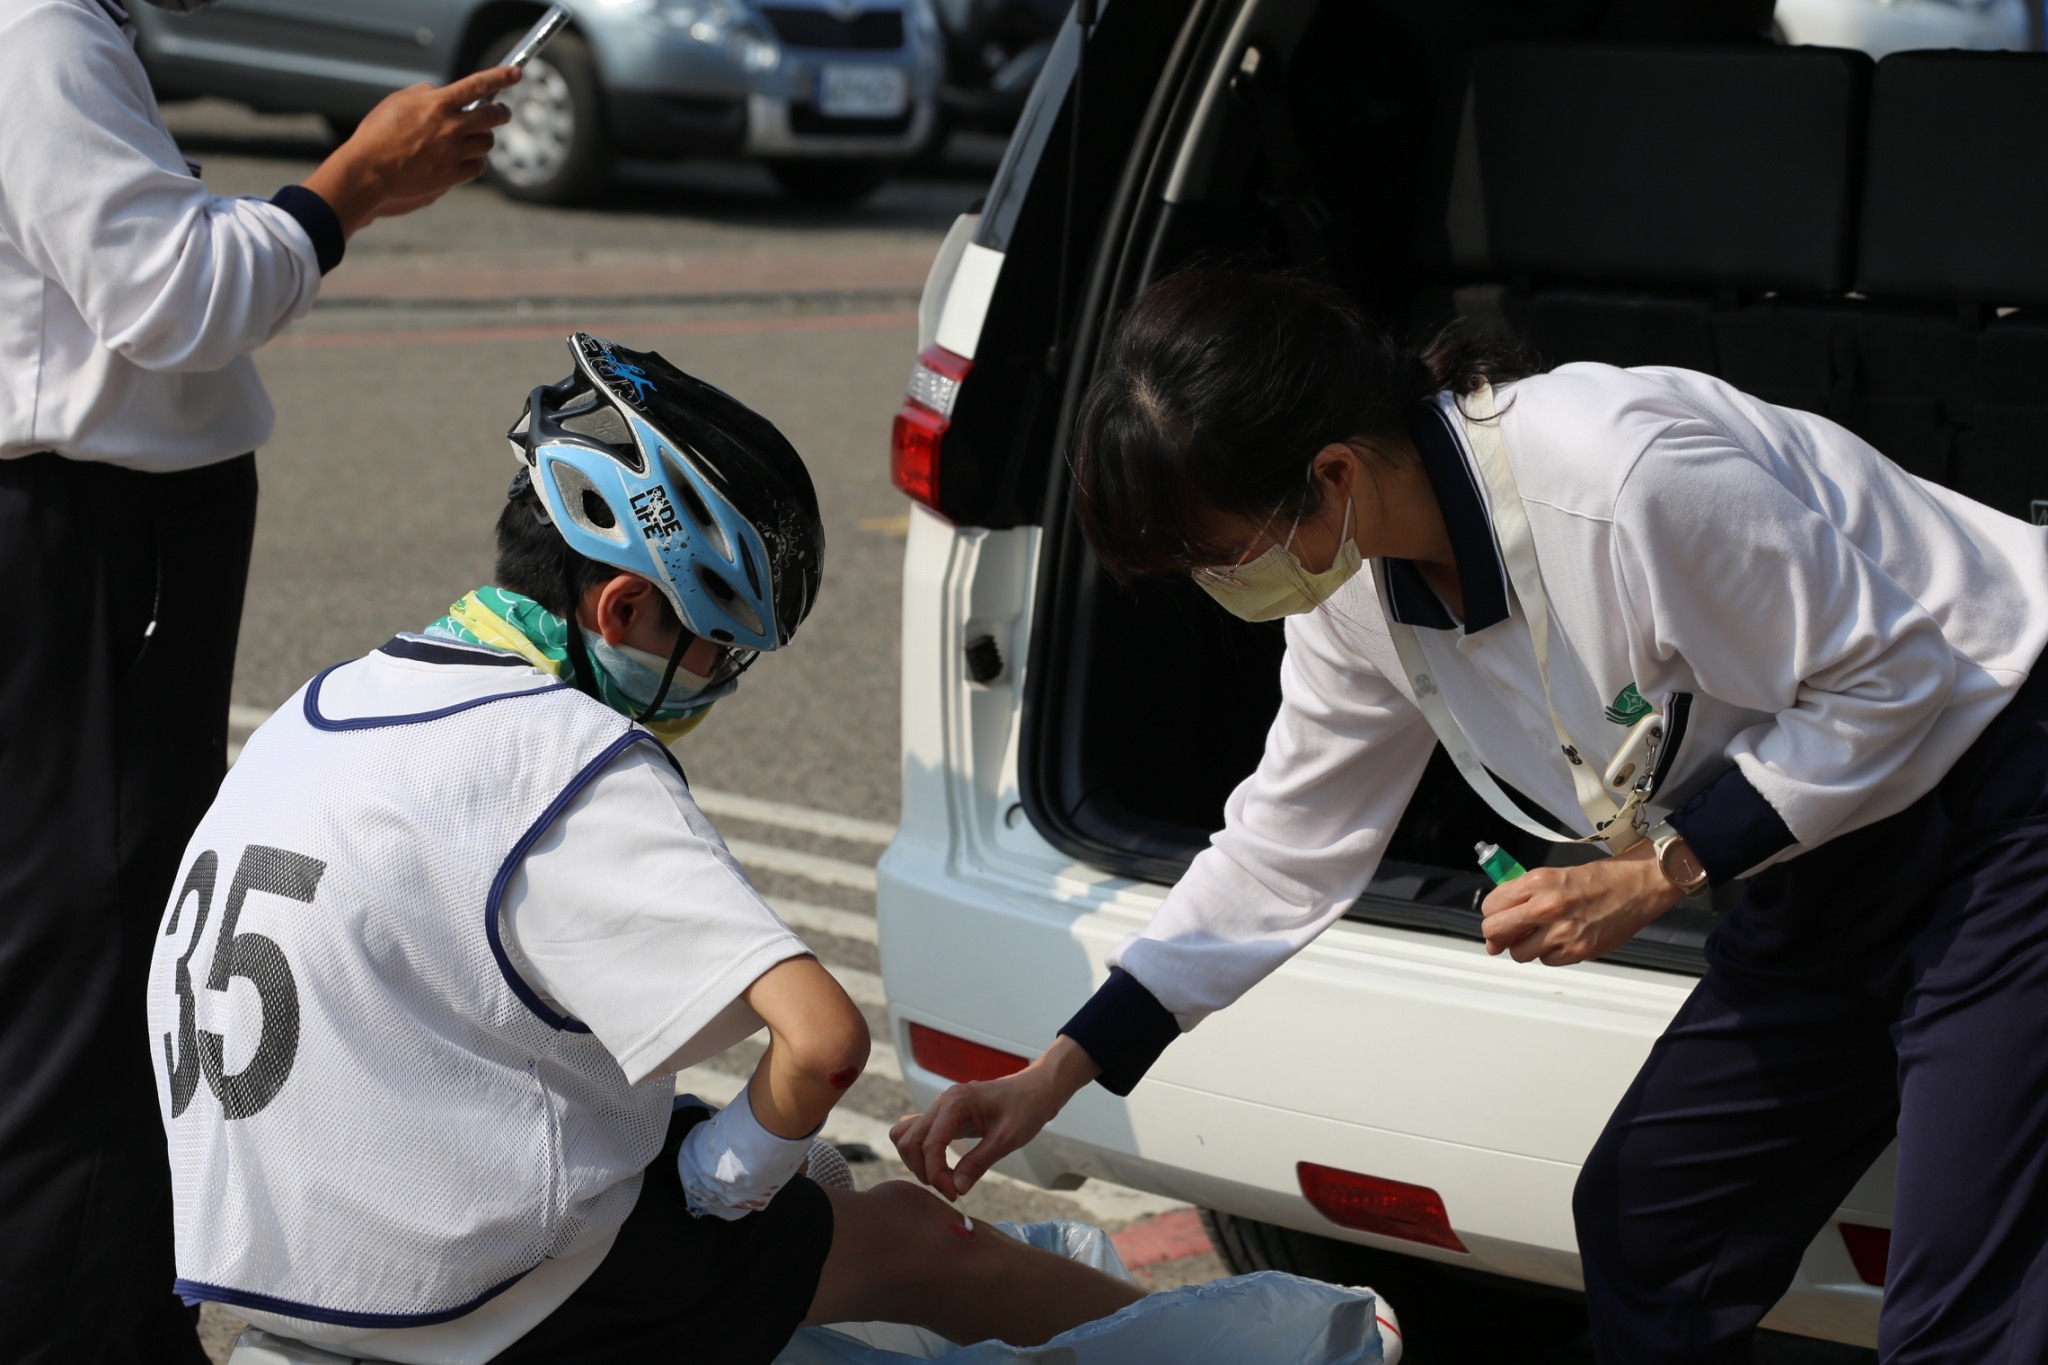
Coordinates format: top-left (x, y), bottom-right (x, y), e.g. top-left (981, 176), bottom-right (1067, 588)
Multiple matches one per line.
top-left (585, 574), bottom-right (666, 647)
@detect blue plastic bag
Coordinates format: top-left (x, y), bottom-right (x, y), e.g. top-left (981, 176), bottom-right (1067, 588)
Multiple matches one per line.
top-left (773, 1220), bottom-right (1398, 1365)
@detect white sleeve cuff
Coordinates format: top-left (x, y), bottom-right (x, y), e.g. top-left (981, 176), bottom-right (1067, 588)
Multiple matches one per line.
top-left (676, 1089), bottom-right (818, 1221)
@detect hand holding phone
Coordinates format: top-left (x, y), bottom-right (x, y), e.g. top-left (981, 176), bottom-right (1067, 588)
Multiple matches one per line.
top-left (462, 5), bottom-right (570, 112)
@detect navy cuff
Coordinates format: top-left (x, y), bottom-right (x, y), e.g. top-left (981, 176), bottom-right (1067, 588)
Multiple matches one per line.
top-left (1058, 967), bottom-right (1182, 1097)
top-left (270, 185), bottom-right (344, 275)
top-left (1666, 765), bottom-right (1797, 884)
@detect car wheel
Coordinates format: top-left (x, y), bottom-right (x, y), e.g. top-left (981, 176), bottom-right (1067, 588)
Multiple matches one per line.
top-left (1199, 1209), bottom-right (1588, 1364)
top-left (769, 159), bottom-right (894, 205)
top-left (481, 28), bottom-right (611, 204)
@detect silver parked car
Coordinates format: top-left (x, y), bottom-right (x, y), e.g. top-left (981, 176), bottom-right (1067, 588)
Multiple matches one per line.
top-left (132, 0), bottom-right (943, 204)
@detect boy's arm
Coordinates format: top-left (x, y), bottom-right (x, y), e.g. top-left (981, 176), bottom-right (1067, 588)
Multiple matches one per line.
top-left (741, 955), bottom-right (871, 1137)
top-left (676, 956), bottom-right (868, 1220)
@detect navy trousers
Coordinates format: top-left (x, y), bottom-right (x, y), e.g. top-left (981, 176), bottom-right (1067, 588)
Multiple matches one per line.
top-left (0, 454), bottom-right (254, 1365)
top-left (1577, 669), bottom-right (2048, 1362)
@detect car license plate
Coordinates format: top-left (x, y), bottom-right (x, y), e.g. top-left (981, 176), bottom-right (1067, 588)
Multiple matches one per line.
top-left (817, 65), bottom-right (908, 119)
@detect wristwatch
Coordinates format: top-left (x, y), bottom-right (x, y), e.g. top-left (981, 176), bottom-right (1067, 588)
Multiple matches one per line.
top-left (1647, 822), bottom-right (1711, 899)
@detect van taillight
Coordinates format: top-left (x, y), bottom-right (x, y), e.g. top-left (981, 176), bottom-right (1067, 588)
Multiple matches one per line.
top-left (892, 345), bottom-right (972, 514)
top-left (1839, 1223), bottom-right (1889, 1286)
top-left (1297, 1162), bottom-right (1468, 1252)
top-left (908, 1022), bottom-right (1027, 1083)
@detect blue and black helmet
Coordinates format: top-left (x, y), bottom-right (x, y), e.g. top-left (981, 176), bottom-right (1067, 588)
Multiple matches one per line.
top-left (509, 333), bottom-right (825, 660)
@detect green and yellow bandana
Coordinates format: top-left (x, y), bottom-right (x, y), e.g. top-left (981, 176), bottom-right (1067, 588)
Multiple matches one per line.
top-left (427, 587), bottom-right (712, 743)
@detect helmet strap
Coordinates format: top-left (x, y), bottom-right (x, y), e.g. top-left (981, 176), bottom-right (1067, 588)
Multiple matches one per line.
top-left (634, 631), bottom-right (691, 724)
top-left (559, 555), bottom-right (603, 705)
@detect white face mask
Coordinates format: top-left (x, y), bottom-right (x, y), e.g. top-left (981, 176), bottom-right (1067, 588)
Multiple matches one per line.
top-left (1193, 499), bottom-right (1362, 623)
top-left (581, 630), bottom-right (735, 718)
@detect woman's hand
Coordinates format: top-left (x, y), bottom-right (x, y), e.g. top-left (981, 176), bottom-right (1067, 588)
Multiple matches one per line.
top-left (890, 1035), bottom-right (1101, 1200)
top-left (1479, 843), bottom-right (1683, 966)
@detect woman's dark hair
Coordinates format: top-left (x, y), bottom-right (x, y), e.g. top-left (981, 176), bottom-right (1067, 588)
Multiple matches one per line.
top-left (494, 474), bottom-right (677, 629)
top-left (1071, 268), bottom-right (1538, 578)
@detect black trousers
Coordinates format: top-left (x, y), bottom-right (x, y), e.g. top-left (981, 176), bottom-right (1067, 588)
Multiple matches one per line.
top-left (495, 1101), bottom-right (835, 1365)
top-left (0, 453), bottom-right (256, 1365)
top-left (1577, 667), bottom-right (2048, 1362)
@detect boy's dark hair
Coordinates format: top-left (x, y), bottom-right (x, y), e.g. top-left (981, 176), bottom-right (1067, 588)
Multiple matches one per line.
top-left (495, 475), bottom-right (678, 629)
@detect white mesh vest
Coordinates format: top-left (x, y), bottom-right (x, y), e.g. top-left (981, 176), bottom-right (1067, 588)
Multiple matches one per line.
top-left (147, 639), bottom-right (676, 1328)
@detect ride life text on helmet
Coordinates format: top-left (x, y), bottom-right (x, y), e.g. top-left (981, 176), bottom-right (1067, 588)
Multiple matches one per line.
top-left (509, 333), bottom-right (825, 706)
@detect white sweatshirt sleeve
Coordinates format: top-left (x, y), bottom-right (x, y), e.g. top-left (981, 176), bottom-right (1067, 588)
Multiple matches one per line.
top-left (0, 2), bottom-right (323, 374)
top-left (1610, 412), bottom-right (1958, 865)
top-left (1108, 592), bottom-right (1438, 1034)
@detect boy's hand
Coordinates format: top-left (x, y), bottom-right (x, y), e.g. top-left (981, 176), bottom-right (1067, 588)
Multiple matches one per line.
top-left (890, 1036), bottom-right (1099, 1200)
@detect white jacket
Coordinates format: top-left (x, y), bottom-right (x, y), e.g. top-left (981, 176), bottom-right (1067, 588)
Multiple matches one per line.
top-left (0, 0), bottom-right (333, 469)
top-left (1099, 363), bottom-right (2048, 1048)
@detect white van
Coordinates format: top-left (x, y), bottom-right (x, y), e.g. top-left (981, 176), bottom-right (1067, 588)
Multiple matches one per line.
top-left (876, 1), bottom-right (2048, 1355)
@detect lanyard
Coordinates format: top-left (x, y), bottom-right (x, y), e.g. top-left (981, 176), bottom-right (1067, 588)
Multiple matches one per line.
top-left (1383, 384), bottom-right (1648, 855)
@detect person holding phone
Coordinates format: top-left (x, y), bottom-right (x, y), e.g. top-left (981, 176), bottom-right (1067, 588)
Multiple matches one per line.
top-left (0, 2), bottom-right (523, 1360)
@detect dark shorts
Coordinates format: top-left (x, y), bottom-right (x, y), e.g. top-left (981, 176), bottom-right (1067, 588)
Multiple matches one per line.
top-left (497, 1102), bottom-right (836, 1365)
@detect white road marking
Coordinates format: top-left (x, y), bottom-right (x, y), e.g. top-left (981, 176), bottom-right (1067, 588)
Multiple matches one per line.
top-left (690, 788), bottom-right (895, 846)
top-left (670, 1063), bottom-right (1188, 1225)
top-left (728, 838), bottom-right (879, 893)
top-left (771, 899), bottom-right (879, 946)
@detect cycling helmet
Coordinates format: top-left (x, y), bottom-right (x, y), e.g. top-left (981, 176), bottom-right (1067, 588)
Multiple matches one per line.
top-left (509, 332), bottom-right (825, 659)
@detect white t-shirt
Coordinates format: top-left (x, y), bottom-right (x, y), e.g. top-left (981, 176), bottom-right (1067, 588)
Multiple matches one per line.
top-left (501, 744), bottom-right (812, 1086)
top-left (235, 646), bottom-right (811, 1364)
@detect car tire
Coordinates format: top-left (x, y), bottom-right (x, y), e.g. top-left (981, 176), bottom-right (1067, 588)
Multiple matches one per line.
top-left (480, 28), bottom-right (611, 205)
top-left (769, 159), bottom-right (894, 205)
top-left (1198, 1209), bottom-right (1588, 1364)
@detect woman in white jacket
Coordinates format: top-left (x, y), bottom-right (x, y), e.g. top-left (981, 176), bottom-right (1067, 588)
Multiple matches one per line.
top-left (893, 269), bottom-right (2048, 1363)
top-left (0, 3), bottom-right (519, 1359)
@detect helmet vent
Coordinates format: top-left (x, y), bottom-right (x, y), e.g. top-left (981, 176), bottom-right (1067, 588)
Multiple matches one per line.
top-left (663, 448), bottom-right (732, 561)
top-left (697, 566), bottom-right (765, 638)
top-left (560, 405), bottom-right (632, 452)
top-left (737, 538), bottom-right (762, 597)
top-left (546, 458), bottom-right (629, 545)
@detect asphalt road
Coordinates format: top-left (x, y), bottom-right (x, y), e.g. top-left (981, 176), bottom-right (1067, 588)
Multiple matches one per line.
top-left (170, 105), bottom-right (1874, 1365)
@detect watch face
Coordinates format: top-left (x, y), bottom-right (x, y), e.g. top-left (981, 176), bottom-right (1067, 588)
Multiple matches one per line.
top-left (1662, 841), bottom-right (1706, 889)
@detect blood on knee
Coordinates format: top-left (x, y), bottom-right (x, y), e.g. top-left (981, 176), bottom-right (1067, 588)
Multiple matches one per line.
top-left (827, 1066), bottom-right (858, 1090)
top-left (951, 1212), bottom-right (975, 1239)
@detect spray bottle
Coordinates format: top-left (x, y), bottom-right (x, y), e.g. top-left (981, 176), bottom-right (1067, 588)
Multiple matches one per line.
top-left (1474, 840), bottom-right (1527, 886)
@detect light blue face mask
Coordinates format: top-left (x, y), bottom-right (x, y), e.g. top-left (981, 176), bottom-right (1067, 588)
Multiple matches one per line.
top-left (581, 630), bottom-right (737, 722)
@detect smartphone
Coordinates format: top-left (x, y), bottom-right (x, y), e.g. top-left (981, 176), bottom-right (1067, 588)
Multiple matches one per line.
top-left (461, 5), bottom-right (570, 111)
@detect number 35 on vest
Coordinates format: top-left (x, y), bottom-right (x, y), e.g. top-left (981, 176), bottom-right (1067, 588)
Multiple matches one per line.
top-left (159, 845), bottom-right (328, 1122)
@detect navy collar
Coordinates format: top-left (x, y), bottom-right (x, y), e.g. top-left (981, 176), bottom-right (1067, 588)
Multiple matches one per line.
top-left (1381, 402), bottom-right (1511, 634)
top-left (378, 634), bottom-right (531, 668)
